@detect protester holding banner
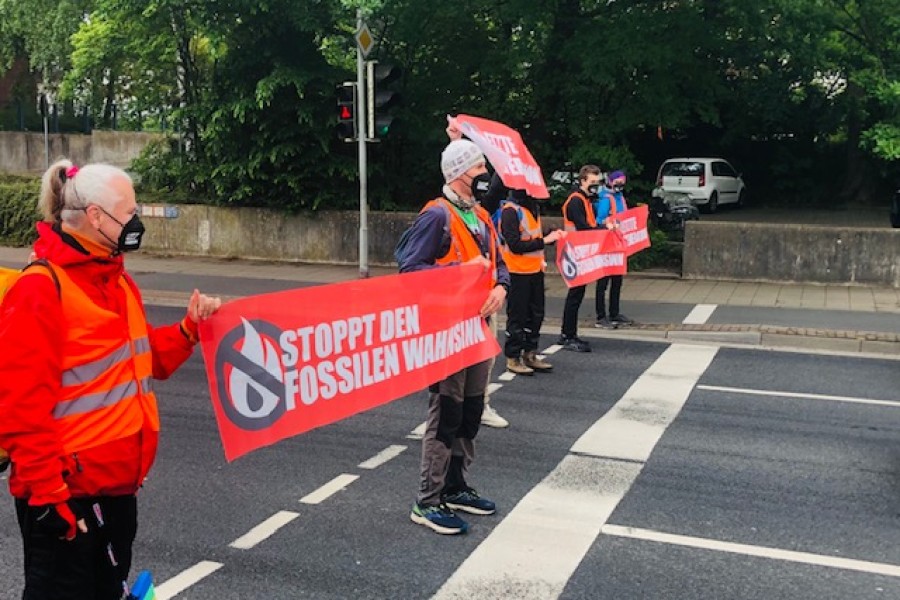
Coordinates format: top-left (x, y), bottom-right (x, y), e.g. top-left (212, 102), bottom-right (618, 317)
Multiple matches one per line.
top-left (446, 116), bottom-right (509, 429)
top-left (0, 159), bottom-right (221, 598)
top-left (500, 189), bottom-right (566, 374)
top-left (558, 165), bottom-right (603, 352)
top-left (594, 170), bottom-right (635, 329)
top-left (398, 139), bottom-right (510, 535)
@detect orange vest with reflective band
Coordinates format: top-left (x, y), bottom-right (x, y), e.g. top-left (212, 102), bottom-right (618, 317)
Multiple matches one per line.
top-left (499, 200), bottom-right (545, 274)
top-left (421, 197), bottom-right (498, 288)
top-left (562, 190), bottom-right (598, 231)
top-left (44, 263), bottom-right (158, 494)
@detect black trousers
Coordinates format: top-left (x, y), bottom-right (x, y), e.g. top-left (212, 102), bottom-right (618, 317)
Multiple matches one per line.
top-left (505, 272), bottom-right (545, 358)
top-left (16, 495), bottom-right (138, 600)
top-left (595, 275), bottom-right (623, 319)
top-left (561, 284), bottom-right (587, 338)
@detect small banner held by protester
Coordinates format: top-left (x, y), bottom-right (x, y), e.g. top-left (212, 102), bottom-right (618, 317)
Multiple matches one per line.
top-left (616, 205), bottom-right (651, 256)
top-left (455, 114), bottom-right (550, 199)
top-left (555, 229), bottom-right (628, 288)
top-left (198, 265), bottom-right (499, 461)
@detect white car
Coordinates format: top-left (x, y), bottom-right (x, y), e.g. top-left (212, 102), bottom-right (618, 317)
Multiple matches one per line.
top-left (652, 158), bottom-right (746, 213)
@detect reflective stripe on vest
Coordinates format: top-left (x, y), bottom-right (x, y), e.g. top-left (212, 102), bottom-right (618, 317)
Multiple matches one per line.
top-left (500, 200), bottom-right (545, 274)
top-left (562, 191), bottom-right (598, 231)
top-left (422, 198), bottom-right (498, 288)
top-left (49, 264), bottom-right (159, 454)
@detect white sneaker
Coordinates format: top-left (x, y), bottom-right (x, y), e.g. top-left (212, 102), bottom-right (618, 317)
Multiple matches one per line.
top-left (481, 404), bottom-right (509, 428)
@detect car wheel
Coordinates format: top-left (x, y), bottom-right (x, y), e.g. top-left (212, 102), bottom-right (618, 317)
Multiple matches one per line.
top-left (704, 192), bottom-right (718, 214)
top-left (737, 190), bottom-right (745, 208)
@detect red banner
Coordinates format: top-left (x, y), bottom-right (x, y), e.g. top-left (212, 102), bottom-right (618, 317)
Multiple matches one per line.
top-left (455, 114), bottom-right (550, 199)
top-left (555, 229), bottom-right (628, 288)
top-left (616, 205), bottom-right (651, 256)
top-left (198, 265), bottom-right (499, 461)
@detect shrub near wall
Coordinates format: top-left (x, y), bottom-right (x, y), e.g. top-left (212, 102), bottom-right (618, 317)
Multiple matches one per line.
top-left (0, 177), bottom-right (40, 246)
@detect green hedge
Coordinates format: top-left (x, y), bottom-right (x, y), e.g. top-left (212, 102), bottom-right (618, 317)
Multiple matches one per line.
top-left (0, 179), bottom-right (41, 246)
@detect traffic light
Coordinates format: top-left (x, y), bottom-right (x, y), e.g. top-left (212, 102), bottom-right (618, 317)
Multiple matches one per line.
top-left (336, 82), bottom-right (357, 142)
top-left (366, 61), bottom-right (402, 139)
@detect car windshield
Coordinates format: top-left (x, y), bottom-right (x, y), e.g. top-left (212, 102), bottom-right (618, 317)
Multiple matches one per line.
top-left (662, 162), bottom-right (704, 177)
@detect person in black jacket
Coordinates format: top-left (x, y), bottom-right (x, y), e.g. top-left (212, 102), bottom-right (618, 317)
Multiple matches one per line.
top-left (557, 165), bottom-right (602, 352)
top-left (500, 189), bottom-right (566, 373)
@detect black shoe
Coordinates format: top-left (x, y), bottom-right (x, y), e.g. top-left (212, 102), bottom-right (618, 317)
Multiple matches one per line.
top-left (558, 336), bottom-right (591, 353)
top-left (594, 317), bottom-right (617, 329)
top-left (611, 314), bottom-right (634, 326)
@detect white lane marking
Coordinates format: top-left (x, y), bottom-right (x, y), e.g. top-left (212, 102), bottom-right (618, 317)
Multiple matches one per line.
top-left (229, 511), bottom-right (299, 550)
top-left (697, 385), bottom-right (900, 409)
top-left (406, 421), bottom-right (427, 440)
top-left (571, 344), bottom-right (720, 462)
top-left (498, 371), bottom-right (516, 381)
top-left (682, 303), bottom-right (718, 325)
top-left (543, 344), bottom-right (563, 355)
top-left (487, 382), bottom-right (503, 395)
top-left (602, 525), bottom-right (900, 578)
top-left (433, 344), bottom-right (718, 600)
top-left (300, 473), bottom-right (359, 505)
top-left (156, 561), bottom-right (223, 600)
top-left (358, 445), bottom-right (407, 469)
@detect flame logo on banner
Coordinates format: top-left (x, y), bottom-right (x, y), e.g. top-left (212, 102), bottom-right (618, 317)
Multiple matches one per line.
top-left (229, 318), bottom-right (283, 419)
top-left (560, 242), bottom-right (579, 281)
top-left (215, 318), bottom-right (288, 431)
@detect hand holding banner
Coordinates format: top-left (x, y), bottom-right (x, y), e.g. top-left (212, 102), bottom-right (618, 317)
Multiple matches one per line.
top-left (199, 265), bottom-right (500, 461)
top-left (454, 114), bottom-right (549, 199)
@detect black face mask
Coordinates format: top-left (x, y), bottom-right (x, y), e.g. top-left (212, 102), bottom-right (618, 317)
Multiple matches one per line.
top-left (613, 184), bottom-right (625, 193)
top-left (98, 207), bottom-right (145, 253)
top-left (586, 184), bottom-right (600, 198)
top-left (471, 172), bottom-right (492, 203)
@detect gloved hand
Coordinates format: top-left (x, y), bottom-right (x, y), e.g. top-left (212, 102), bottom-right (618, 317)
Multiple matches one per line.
top-left (32, 501), bottom-right (87, 541)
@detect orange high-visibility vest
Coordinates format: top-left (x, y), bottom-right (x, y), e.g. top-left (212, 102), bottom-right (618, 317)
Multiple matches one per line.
top-left (421, 197), bottom-right (498, 288)
top-left (499, 200), bottom-right (545, 274)
top-left (49, 264), bottom-right (159, 482)
top-left (562, 190), bottom-right (598, 231)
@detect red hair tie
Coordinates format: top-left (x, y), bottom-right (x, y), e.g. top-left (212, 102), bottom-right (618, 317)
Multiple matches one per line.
top-left (65, 165), bottom-right (79, 179)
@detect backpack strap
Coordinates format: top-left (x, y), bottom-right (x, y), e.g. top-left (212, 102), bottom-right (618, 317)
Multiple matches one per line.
top-left (22, 258), bottom-right (61, 299)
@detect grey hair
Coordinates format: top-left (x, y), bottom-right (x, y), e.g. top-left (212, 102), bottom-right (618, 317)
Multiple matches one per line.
top-left (39, 159), bottom-right (133, 224)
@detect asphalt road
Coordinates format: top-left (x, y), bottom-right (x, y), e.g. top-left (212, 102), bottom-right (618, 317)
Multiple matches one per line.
top-left (1, 304), bottom-right (898, 600)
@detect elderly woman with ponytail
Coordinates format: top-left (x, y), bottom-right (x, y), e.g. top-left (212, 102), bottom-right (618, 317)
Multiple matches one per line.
top-left (0, 159), bottom-right (221, 599)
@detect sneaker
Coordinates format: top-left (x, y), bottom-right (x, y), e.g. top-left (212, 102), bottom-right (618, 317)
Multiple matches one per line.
top-left (443, 488), bottom-right (497, 516)
top-left (611, 314), bottom-right (634, 326)
top-left (506, 356), bottom-right (534, 375)
top-left (523, 351), bottom-right (553, 372)
top-left (481, 404), bottom-right (509, 428)
top-left (558, 336), bottom-right (591, 353)
top-left (594, 317), bottom-right (617, 329)
top-left (410, 502), bottom-right (469, 535)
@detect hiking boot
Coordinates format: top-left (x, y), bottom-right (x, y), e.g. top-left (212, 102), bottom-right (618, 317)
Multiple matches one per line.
top-left (523, 351), bottom-right (553, 372)
top-left (443, 488), bottom-right (497, 516)
top-left (481, 404), bottom-right (509, 428)
top-left (611, 314), bottom-right (634, 326)
top-left (506, 357), bottom-right (534, 375)
top-left (594, 317), bottom-right (617, 329)
top-left (558, 336), bottom-right (591, 353)
top-left (410, 503), bottom-right (468, 535)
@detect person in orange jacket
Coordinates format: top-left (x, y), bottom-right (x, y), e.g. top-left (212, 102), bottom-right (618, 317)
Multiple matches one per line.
top-left (0, 159), bottom-right (221, 599)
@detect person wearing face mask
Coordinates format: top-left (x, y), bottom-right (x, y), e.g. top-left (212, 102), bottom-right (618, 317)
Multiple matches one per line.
top-left (557, 164), bottom-right (602, 353)
top-left (398, 139), bottom-right (510, 535)
top-left (0, 159), bottom-right (222, 599)
top-left (500, 189), bottom-right (566, 374)
top-left (593, 170), bottom-right (634, 329)
top-left (444, 117), bottom-right (510, 429)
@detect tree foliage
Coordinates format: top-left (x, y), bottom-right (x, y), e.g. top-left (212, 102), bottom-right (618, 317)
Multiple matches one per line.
top-left (1, 0), bottom-right (897, 210)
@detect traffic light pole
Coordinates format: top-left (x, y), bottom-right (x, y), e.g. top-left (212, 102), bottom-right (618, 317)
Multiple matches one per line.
top-left (356, 9), bottom-right (370, 279)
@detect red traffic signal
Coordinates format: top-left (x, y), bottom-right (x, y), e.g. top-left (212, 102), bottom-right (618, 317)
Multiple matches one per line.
top-left (335, 82), bottom-right (356, 142)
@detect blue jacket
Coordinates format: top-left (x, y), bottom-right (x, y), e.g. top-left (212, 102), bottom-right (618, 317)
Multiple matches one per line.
top-left (594, 188), bottom-right (627, 224)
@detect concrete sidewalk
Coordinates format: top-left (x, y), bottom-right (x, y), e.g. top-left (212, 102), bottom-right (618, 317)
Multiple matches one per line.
top-left (1, 246), bottom-right (898, 355)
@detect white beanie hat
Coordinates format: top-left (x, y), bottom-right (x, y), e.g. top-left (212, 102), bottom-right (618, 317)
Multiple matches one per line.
top-left (441, 140), bottom-right (485, 183)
